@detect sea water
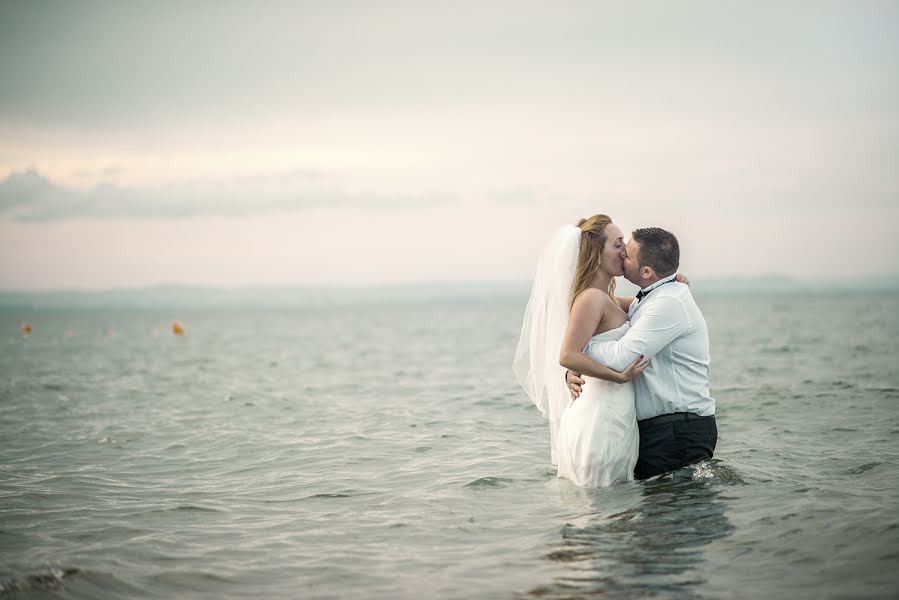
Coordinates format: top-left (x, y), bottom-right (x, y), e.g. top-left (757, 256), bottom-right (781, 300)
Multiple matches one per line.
top-left (1, 293), bottom-right (897, 599)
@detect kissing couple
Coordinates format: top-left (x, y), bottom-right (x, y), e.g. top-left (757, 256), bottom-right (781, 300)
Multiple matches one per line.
top-left (513, 215), bottom-right (717, 487)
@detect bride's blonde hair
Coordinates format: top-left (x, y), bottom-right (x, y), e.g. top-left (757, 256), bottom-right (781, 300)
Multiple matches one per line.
top-left (569, 214), bottom-right (617, 310)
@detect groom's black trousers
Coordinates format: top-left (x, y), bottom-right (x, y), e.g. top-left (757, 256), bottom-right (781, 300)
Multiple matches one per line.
top-left (635, 413), bottom-right (717, 480)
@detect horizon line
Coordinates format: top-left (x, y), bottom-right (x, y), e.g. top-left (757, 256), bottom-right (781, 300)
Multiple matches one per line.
top-left (1, 273), bottom-right (898, 296)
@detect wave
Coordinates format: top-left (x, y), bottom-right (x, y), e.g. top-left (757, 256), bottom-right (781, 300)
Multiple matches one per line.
top-left (0, 567), bottom-right (79, 595)
top-left (464, 476), bottom-right (515, 488)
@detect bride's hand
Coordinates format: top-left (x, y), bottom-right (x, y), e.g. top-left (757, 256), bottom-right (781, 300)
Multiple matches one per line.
top-left (675, 273), bottom-right (689, 285)
top-left (567, 370), bottom-right (584, 401)
top-left (618, 354), bottom-right (649, 383)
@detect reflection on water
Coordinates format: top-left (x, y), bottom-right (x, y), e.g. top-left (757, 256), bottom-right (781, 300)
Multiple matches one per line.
top-left (532, 461), bottom-right (739, 599)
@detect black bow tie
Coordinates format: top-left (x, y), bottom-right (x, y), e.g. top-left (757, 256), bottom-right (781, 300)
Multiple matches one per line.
top-left (636, 278), bottom-right (676, 303)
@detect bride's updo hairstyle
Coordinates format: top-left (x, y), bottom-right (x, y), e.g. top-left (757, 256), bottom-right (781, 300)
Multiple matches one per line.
top-left (569, 214), bottom-right (617, 310)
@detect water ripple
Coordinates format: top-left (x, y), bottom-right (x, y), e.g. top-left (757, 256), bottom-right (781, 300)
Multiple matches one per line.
top-left (1, 299), bottom-right (898, 599)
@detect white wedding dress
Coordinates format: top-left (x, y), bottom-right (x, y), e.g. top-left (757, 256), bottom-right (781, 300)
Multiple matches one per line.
top-left (513, 224), bottom-right (639, 489)
top-left (555, 322), bottom-right (639, 487)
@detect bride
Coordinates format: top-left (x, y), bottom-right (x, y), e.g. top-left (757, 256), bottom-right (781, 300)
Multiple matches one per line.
top-left (513, 215), bottom-right (647, 487)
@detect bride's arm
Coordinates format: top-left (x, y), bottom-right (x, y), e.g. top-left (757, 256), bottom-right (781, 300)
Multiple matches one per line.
top-left (559, 290), bottom-right (646, 384)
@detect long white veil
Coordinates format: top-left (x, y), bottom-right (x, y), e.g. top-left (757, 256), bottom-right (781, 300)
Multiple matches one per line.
top-left (512, 224), bottom-right (581, 465)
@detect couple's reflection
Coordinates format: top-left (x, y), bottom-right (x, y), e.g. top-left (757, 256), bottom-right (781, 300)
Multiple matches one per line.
top-left (529, 463), bottom-right (738, 599)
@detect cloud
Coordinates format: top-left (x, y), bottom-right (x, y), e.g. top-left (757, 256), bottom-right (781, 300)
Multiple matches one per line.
top-left (0, 168), bottom-right (452, 221)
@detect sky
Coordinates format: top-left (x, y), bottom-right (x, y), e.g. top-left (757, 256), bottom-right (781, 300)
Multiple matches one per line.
top-left (1, 1), bottom-right (898, 290)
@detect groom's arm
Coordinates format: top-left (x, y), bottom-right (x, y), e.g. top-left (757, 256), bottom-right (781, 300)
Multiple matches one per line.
top-left (589, 296), bottom-right (690, 371)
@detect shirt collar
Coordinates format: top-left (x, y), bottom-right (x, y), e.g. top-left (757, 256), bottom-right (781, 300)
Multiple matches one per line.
top-left (639, 273), bottom-right (678, 295)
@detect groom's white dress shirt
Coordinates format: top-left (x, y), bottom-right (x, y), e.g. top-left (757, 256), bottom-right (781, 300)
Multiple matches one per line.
top-left (589, 274), bottom-right (716, 420)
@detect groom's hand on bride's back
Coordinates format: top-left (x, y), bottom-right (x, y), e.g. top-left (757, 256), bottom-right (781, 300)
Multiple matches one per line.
top-left (567, 355), bottom-right (648, 400)
top-left (566, 371), bottom-right (584, 401)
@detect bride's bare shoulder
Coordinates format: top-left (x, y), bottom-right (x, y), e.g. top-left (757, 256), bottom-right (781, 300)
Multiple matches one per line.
top-left (571, 287), bottom-right (607, 307)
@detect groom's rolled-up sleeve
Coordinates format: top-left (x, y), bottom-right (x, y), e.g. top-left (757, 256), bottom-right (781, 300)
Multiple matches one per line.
top-left (590, 296), bottom-right (689, 370)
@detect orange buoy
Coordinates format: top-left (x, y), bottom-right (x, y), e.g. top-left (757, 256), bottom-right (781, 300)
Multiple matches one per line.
top-left (171, 320), bottom-right (185, 336)
top-left (20, 322), bottom-right (32, 337)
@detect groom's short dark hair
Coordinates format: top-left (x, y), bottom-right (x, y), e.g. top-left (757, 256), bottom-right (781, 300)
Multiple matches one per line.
top-left (632, 227), bottom-right (679, 277)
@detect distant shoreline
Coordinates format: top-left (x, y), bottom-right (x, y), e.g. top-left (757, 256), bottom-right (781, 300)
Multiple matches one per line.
top-left (1, 277), bottom-right (897, 310)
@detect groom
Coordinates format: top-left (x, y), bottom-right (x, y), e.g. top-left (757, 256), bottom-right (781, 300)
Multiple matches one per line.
top-left (566, 227), bottom-right (717, 480)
